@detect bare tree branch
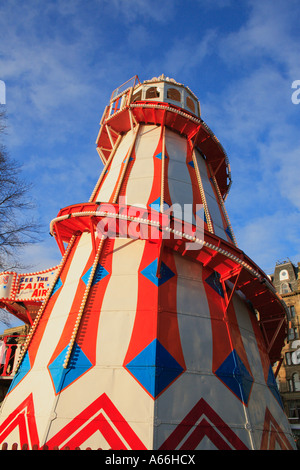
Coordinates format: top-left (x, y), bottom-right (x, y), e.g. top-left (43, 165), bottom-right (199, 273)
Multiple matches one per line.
top-left (0, 107), bottom-right (42, 326)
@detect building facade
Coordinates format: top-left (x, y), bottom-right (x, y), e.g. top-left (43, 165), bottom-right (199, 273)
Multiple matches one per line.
top-left (272, 260), bottom-right (300, 440)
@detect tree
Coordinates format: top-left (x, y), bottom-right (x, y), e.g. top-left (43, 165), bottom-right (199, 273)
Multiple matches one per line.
top-left (0, 107), bottom-right (40, 327)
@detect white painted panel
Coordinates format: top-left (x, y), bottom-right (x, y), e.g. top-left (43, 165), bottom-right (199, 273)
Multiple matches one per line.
top-left (205, 193), bottom-right (227, 238)
top-left (195, 150), bottom-right (228, 239)
top-left (97, 238), bottom-right (145, 365)
top-left (174, 254), bottom-right (212, 374)
top-left (165, 129), bottom-right (195, 224)
top-left (195, 151), bottom-right (215, 199)
top-left (96, 129), bottom-right (135, 202)
top-left (124, 125), bottom-right (160, 206)
top-left (165, 128), bottom-right (187, 163)
top-left (133, 124), bottom-right (160, 160)
top-left (167, 159), bottom-right (191, 184)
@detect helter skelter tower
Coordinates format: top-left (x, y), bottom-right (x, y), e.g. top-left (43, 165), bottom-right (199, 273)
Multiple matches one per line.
top-left (0, 75), bottom-right (296, 450)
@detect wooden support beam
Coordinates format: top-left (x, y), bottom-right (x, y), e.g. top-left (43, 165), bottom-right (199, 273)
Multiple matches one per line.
top-left (105, 125), bottom-right (115, 149)
top-left (202, 249), bottom-right (219, 267)
top-left (188, 124), bottom-right (201, 145)
top-left (267, 318), bottom-right (286, 355)
top-left (274, 356), bottom-right (284, 378)
top-left (208, 158), bottom-right (225, 179)
top-left (25, 309), bottom-right (34, 326)
top-left (221, 267), bottom-right (243, 314)
top-left (96, 147), bottom-right (107, 165)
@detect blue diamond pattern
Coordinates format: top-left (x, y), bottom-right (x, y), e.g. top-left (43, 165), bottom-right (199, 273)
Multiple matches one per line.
top-left (123, 156), bottom-right (134, 163)
top-left (149, 197), bottom-right (170, 212)
top-left (267, 365), bottom-right (283, 408)
top-left (125, 339), bottom-right (184, 398)
top-left (154, 152), bottom-right (167, 160)
top-left (51, 277), bottom-right (63, 296)
top-left (141, 258), bottom-right (175, 286)
top-left (205, 271), bottom-right (224, 298)
top-left (225, 226), bottom-right (234, 242)
top-left (8, 351), bottom-right (31, 392)
top-left (81, 263), bottom-right (109, 286)
top-left (215, 349), bottom-right (253, 405)
top-left (48, 342), bottom-right (92, 394)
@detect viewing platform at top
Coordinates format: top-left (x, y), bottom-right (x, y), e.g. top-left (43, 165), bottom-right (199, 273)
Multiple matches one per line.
top-left (96, 75), bottom-right (231, 199)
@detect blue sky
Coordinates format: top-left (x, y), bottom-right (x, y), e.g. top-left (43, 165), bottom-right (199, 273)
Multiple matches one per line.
top-left (0, 0), bottom-right (300, 331)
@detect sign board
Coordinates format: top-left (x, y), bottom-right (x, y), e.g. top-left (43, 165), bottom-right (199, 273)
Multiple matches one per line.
top-left (0, 267), bottom-right (59, 303)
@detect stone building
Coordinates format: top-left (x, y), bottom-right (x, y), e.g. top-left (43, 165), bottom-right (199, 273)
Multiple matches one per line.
top-left (271, 260), bottom-right (300, 440)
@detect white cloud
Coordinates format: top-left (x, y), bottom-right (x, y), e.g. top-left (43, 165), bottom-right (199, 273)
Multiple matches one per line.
top-left (235, 207), bottom-right (300, 274)
top-left (15, 239), bottom-right (61, 273)
top-left (194, 0), bottom-right (300, 273)
top-left (146, 29), bottom-right (217, 81)
top-left (101, 0), bottom-right (178, 24)
top-left (0, 2), bottom-right (109, 144)
top-left (204, 67), bottom-right (291, 148)
top-left (219, 0), bottom-right (300, 77)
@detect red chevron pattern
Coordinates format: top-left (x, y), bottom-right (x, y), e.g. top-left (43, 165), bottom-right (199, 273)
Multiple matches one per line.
top-left (159, 397), bottom-right (248, 450)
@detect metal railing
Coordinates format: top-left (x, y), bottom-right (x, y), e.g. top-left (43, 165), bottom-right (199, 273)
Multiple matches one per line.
top-left (0, 335), bottom-right (26, 378)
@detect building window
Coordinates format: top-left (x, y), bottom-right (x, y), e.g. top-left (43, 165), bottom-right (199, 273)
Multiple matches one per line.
top-left (287, 305), bottom-right (296, 319)
top-left (292, 345), bottom-right (300, 365)
top-left (289, 373), bottom-right (300, 392)
top-left (145, 87), bottom-right (160, 99)
top-left (288, 327), bottom-right (298, 341)
top-left (186, 96), bottom-right (195, 112)
top-left (167, 87), bottom-right (181, 102)
top-left (286, 352), bottom-right (292, 365)
top-left (132, 90), bottom-right (142, 102)
top-left (279, 269), bottom-right (289, 281)
top-left (288, 401), bottom-right (300, 421)
top-left (281, 282), bottom-right (290, 294)
top-left (290, 305), bottom-right (296, 317)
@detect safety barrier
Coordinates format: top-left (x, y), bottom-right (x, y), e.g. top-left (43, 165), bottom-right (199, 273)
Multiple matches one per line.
top-left (0, 336), bottom-right (25, 377)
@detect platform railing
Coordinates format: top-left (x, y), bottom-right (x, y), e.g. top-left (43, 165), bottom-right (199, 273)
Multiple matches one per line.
top-left (0, 335), bottom-right (25, 378)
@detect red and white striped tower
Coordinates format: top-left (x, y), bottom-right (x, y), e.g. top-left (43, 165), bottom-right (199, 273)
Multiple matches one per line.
top-left (0, 75), bottom-right (295, 450)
